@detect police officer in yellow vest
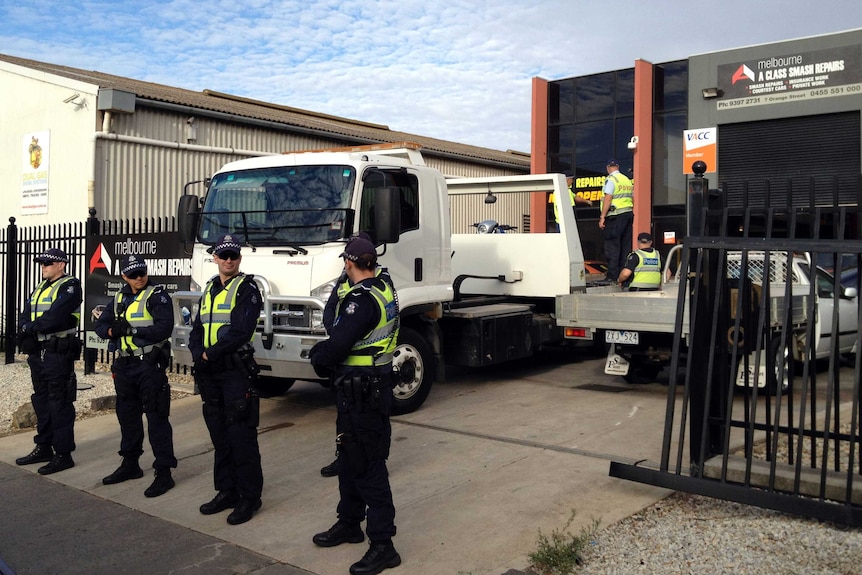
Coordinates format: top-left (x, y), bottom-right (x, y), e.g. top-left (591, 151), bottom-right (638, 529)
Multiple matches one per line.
top-left (189, 235), bottom-right (264, 525)
top-left (599, 159), bottom-right (635, 282)
top-left (618, 233), bottom-right (662, 292)
top-left (319, 233), bottom-right (389, 478)
top-left (94, 255), bottom-right (176, 497)
top-left (16, 247), bottom-right (82, 475)
top-left (309, 236), bottom-right (402, 575)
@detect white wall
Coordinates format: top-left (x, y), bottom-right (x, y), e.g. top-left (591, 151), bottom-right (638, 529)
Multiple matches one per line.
top-left (0, 62), bottom-right (98, 225)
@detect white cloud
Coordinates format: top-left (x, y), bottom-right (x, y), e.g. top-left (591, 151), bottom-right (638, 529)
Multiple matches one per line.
top-left (1, 0), bottom-right (860, 151)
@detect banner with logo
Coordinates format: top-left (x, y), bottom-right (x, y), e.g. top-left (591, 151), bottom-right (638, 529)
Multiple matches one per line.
top-left (22, 131), bottom-right (50, 214)
top-left (683, 127), bottom-right (717, 174)
top-left (716, 45), bottom-right (862, 110)
top-left (85, 232), bottom-right (192, 349)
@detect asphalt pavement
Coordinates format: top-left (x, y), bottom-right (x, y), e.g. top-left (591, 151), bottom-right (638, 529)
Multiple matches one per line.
top-left (0, 350), bottom-right (674, 575)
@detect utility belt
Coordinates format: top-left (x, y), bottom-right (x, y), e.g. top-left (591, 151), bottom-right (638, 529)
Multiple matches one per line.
top-left (195, 344), bottom-right (258, 379)
top-left (115, 342), bottom-right (170, 369)
top-left (39, 335), bottom-right (81, 358)
top-left (334, 373), bottom-right (389, 412)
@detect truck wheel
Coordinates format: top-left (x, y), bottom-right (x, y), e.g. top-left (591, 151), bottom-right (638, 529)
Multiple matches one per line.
top-left (767, 337), bottom-right (792, 395)
top-left (622, 364), bottom-right (662, 385)
top-left (391, 327), bottom-right (435, 415)
top-left (255, 377), bottom-right (295, 398)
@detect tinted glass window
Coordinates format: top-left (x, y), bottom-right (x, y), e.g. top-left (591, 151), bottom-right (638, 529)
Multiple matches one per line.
top-left (576, 120), bottom-right (614, 174)
top-left (654, 60), bottom-right (688, 112)
top-left (615, 69), bottom-right (635, 116)
top-left (549, 79), bottom-right (575, 124)
top-left (576, 73), bottom-right (615, 121)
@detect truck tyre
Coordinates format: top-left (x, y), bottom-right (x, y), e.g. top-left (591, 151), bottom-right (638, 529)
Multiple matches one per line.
top-left (255, 377), bottom-right (295, 398)
top-left (391, 327), bottom-right (435, 415)
top-left (767, 336), bottom-right (792, 395)
top-left (622, 364), bottom-right (662, 385)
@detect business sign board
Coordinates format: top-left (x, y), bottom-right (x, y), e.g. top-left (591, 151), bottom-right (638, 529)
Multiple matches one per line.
top-left (22, 131), bottom-right (50, 215)
top-left (716, 44), bottom-right (862, 111)
top-left (683, 127), bottom-right (717, 174)
top-left (84, 232), bottom-right (192, 349)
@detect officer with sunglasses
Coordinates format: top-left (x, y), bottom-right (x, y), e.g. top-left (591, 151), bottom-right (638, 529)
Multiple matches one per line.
top-left (94, 255), bottom-right (177, 497)
top-left (189, 234), bottom-right (264, 525)
top-left (16, 247), bottom-right (82, 475)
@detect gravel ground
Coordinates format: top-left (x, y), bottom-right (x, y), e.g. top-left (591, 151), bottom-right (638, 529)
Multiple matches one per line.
top-left (2, 360), bottom-right (861, 574)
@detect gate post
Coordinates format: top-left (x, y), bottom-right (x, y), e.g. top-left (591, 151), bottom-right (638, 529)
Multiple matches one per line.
top-left (83, 208), bottom-right (99, 374)
top-left (5, 217), bottom-right (18, 364)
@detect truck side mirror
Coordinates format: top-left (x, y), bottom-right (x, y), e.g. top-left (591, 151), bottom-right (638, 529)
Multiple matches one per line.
top-left (373, 186), bottom-right (401, 244)
top-left (177, 195), bottom-right (201, 243)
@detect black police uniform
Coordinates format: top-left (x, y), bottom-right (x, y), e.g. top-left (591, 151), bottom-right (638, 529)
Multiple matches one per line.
top-left (94, 281), bottom-right (177, 474)
top-left (310, 272), bottom-right (398, 546)
top-left (189, 273), bottom-right (264, 509)
top-left (18, 273), bottom-right (82, 470)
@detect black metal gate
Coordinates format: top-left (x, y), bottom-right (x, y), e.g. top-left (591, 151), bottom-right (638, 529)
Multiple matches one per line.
top-left (611, 177), bottom-right (862, 526)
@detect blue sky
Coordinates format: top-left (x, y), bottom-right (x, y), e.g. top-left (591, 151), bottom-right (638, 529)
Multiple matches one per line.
top-left (2, 0), bottom-right (860, 152)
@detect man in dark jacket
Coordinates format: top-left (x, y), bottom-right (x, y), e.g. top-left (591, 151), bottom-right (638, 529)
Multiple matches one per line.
top-left (189, 235), bottom-right (264, 525)
top-left (310, 237), bottom-right (402, 575)
top-left (16, 247), bottom-right (82, 475)
top-left (94, 255), bottom-right (177, 497)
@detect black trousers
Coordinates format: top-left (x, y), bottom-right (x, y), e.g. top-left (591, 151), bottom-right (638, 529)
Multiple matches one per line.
top-left (197, 366), bottom-right (263, 500)
top-left (112, 357), bottom-right (176, 470)
top-left (335, 374), bottom-right (396, 543)
top-left (27, 349), bottom-right (76, 454)
top-left (603, 211), bottom-right (634, 281)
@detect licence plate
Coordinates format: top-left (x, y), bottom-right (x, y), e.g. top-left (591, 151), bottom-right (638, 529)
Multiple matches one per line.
top-left (605, 330), bottom-right (639, 345)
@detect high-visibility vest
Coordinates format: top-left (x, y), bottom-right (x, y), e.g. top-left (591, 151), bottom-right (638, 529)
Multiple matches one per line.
top-left (553, 187), bottom-right (577, 223)
top-left (199, 274), bottom-right (250, 348)
top-left (29, 276), bottom-right (80, 340)
top-left (608, 172), bottom-right (634, 215)
top-left (630, 249), bottom-right (662, 289)
top-left (115, 285), bottom-right (161, 353)
top-left (341, 281), bottom-right (399, 367)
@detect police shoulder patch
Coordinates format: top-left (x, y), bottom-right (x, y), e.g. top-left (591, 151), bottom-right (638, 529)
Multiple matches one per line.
top-left (66, 285), bottom-right (75, 293)
top-left (345, 301), bottom-right (358, 315)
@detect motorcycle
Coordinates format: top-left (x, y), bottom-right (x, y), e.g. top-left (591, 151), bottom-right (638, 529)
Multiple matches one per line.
top-left (472, 219), bottom-right (517, 234)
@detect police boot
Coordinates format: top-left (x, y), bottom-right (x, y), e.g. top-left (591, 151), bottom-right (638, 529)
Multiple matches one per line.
top-left (102, 457), bottom-right (144, 485)
top-left (349, 541), bottom-right (402, 575)
top-left (144, 469), bottom-right (175, 498)
top-left (16, 444), bottom-right (53, 466)
top-left (320, 457), bottom-right (339, 477)
top-left (312, 521), bottom-right (365, 547)
top-left (226, 496), bottom-right (262, 525)
top-left (38, 453), bottom-right (75, 475)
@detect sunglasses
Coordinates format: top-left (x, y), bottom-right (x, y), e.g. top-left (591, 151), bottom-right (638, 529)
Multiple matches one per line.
top-left (218, 252), bottom-right (240, 261)
top-left (126, 270), bottom-right (147, 280)
top-left (40, 261), bottom-right (57, 267)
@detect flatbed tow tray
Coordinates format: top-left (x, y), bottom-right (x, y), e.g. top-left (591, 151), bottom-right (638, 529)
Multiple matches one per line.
top-left (555, 284), bottom-right (809, 336)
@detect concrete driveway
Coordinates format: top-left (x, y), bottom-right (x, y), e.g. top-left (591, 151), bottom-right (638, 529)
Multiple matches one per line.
top-left (0, 350), bottom-right (674, 575)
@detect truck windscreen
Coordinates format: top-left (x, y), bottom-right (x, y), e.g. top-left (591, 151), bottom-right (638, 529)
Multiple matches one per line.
top-left (198, 165), bottom-right (356, 246)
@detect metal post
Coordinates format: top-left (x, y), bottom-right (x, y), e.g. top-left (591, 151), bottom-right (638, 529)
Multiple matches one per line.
top-left (5, 218), bottom-right (18, 364)
top-left (83, 208), bottom-right (99, 374)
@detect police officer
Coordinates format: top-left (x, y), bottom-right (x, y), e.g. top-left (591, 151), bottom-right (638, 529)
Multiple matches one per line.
top-left (189, 235), bottom-right (264, 525)
top-left (320, 233), bottom-right (382, 479)
top-left (599, 159), bottom-right (634, 282)
top-left (15, 247), bottom-right (82, 475)
top-left (618, 232), bottom-right (662, 291)
top-left (94, 255), bottom-right (177, 497)
top-left (310, 236), bottom-right (402, 575)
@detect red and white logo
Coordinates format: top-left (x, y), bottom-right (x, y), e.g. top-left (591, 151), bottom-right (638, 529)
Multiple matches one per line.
top-left (731, 64), bottom-right (755, 85)
top-left (89, 243), bottom-right (112, 274)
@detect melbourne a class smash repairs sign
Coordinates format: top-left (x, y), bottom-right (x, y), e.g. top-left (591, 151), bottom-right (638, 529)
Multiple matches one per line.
top-left (84, 233), bottom-right (192, 349)
top-left (716, 44), bottom-right (862, 110)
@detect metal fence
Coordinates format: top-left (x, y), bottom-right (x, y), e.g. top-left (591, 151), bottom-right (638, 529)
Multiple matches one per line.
top-left (611, 182), bottom-right (862, 526)
top-left (2, 213), bottom-right (181, 373)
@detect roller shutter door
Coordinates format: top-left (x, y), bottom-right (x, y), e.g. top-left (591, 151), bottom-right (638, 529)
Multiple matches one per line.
top-left (718, 112), bottom-right (860, 208)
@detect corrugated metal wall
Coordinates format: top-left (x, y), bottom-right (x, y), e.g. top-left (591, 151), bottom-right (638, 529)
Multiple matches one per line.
top-left (97, 108), bottom-right (528, 220)
top-left (449, 192), bottom-right (532, 234)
